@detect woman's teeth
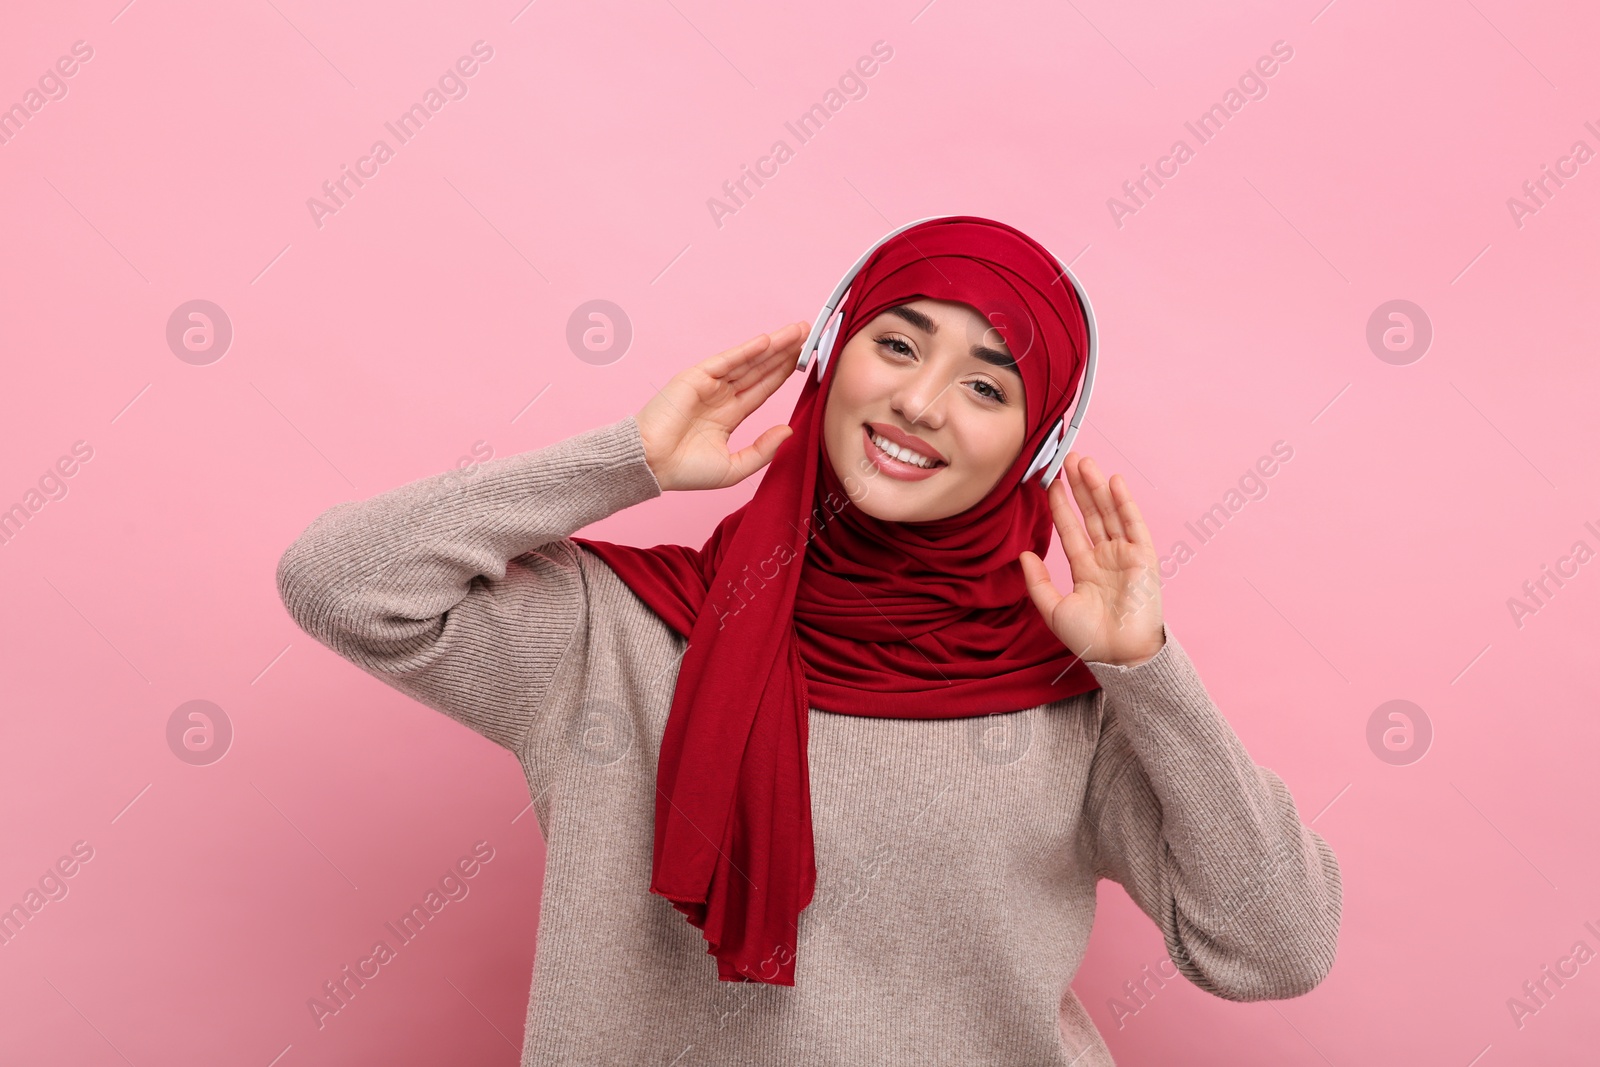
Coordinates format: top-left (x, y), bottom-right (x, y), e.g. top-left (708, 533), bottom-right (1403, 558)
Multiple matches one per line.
top-left (870, 432), bottom-right (943, 469)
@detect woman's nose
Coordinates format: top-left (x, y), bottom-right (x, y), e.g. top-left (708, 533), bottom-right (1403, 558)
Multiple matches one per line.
top-left (890, 367), bottom-right (952, 429)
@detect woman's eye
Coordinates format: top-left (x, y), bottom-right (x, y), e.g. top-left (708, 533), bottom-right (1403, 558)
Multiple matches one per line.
top-left (876, 337), bottom-right (1006, 403)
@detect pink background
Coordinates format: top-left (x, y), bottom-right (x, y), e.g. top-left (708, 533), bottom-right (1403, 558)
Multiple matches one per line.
top-left (3, 0), bottom-right (1597, 1063)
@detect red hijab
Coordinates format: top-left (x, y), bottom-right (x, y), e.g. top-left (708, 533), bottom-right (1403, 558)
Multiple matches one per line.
top-left (574, 215), bottom-right (1098, 985)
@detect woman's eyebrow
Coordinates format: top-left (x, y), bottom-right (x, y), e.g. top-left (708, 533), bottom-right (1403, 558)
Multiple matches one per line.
top-left (886, 305), bottom-right (1020, 378)
top-left (969, 344), bottom-right (1020, 378)
top-left (886, 304), bottom-right (939, 334)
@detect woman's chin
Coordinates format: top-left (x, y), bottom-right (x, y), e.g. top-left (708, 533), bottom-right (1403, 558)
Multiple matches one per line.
top-left (851, 484), bottom-right (955, 524)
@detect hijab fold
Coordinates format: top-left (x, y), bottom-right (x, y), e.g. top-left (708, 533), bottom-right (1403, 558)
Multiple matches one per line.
top-left (574, 215), bottom-right (1099, 985)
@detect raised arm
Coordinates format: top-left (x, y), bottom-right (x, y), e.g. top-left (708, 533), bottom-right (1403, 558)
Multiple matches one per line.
top-left (274, 414), bottom-right (662, 754)
top-left (274, 321), bottom-right (812, 756)
top-left (1081, 626), bottom-right (1343, 1001)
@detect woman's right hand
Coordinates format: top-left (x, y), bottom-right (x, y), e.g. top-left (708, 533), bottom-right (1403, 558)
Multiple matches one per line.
top-left (637, 321), bottom-right (811, 492)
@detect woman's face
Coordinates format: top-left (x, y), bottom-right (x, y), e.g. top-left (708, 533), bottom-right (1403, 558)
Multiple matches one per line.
top-left (822, 298), bottom-right (1028, 523)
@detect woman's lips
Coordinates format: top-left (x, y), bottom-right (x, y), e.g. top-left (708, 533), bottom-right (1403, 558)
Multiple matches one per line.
top-left (862, 425), bottom-right (945, 481)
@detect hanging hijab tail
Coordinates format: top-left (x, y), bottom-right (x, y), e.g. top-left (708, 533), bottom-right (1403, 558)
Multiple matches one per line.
top-left (576, 215), bottom-right (1097, 985)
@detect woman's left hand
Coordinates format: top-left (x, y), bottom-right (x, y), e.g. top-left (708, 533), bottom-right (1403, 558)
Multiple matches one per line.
top-left (1018, 452), bottom-right (1166, 668)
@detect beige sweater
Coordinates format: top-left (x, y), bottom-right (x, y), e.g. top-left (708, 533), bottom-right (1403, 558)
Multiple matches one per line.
top-left (275, 413), bottom-right (1342, 1066)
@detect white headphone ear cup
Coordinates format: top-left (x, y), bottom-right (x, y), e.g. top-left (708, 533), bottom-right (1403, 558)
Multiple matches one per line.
top-left (1040, 443), bottom-right (1069, 487)
top-left (812, 287), bottom-right (850, 383)
top-left (1023, 418), bottom-right (1067, 488)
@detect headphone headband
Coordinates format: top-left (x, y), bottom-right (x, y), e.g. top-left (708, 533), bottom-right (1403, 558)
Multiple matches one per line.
top-left (795, 215), bottom-right (1098, 491)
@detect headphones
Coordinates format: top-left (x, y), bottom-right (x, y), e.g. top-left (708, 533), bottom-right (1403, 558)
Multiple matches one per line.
top-left (794, 215), bottom-right (1099, 491)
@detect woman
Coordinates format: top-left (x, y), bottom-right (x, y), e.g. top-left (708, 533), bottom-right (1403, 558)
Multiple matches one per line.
top-left (276, 215), bottom-right (1342, 1066)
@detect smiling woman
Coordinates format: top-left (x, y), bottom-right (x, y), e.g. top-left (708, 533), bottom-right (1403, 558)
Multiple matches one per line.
top-left (822, 298), bottom-right (1027, 523)
top-left (276, 215), bottom-right (1343, 1067)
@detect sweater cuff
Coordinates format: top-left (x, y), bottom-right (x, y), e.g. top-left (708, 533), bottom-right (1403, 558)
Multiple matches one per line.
top-left (1082, 624), bottom-right (1176, 679)
top-left (596, 413), bottom-right (665, 502)
top-left (1081, 626), bottom-right (1219, 749)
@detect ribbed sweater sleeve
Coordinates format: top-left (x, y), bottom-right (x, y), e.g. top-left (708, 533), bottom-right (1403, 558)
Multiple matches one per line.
top-left (274, 414), bottom-right (663, 755)
top-left (1081, 625), bottom-right (1343, 1002)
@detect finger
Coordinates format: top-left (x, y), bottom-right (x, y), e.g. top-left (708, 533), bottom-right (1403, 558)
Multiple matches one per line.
top-left (723, 332), bottom-right (808, 426)
top-left (1107, 473), bottom-right (1154, 549)
top-left (728, 329), bottom-right (803, 391)
top-left (724, 423), bottom-right (794, 485)
top-left (701, 329), bottom-right (783, 379)
top-left (1046, 475), bottom-right (1097, 579)
top-left (727, 324), bottom-right (814, 413)
top-left (723, 322), bottom-right (809, 388)
top-left (1079, 456), bottom-right (1127, 541)
top-left (732, 321), bottom-right (812, 383)
top-left (721, 353), bottom-right (799, 433)
top-left (736, 340), bottom-right (801, 400)
top-left (1018, 550), bottom-right (1065, 624)
top-left (1062, 452), bottom-right (1108, 544)
top-left (746, 321), bottom-right (805, 366)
